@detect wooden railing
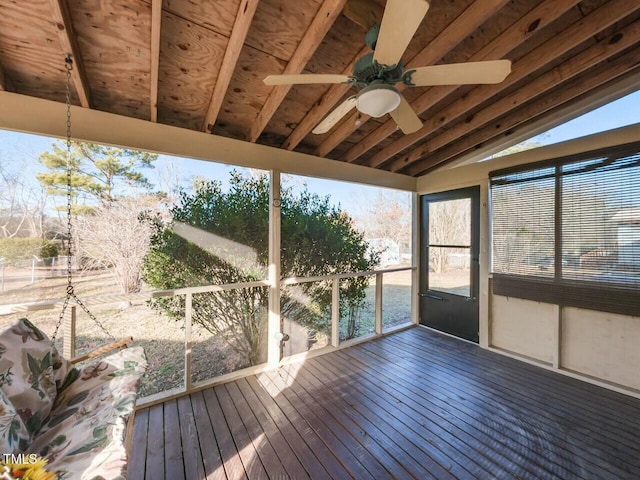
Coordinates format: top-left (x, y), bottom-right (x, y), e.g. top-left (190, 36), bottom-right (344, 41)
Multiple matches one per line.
top-left (0, 267), bottom-right (415, 407)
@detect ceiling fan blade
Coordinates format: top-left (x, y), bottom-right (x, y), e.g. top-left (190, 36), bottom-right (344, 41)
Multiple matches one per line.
top-left (373, 0), bottom-right (429, 67)
top-left (389, 95), bottom-right (422, 134)
top-left (263, 74), bottom-right (352, 86)
top-left (406, 60), bottom-right (512, 86)
top-left (312, 96), bottom-right (357, 134)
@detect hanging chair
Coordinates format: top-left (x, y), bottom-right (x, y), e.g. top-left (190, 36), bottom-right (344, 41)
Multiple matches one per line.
top-left (0, 55), bottom-right (147, 480)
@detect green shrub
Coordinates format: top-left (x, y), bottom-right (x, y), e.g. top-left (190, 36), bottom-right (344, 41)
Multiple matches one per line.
top-left (143, 172), bottom-right (377, 366)
top-left (0, 238), bottom-right (59, 262)
top-left (39, 241), bottom-right (59, 261)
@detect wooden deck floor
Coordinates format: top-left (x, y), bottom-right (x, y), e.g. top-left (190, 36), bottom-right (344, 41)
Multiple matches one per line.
top-left (129, 327), bottom-right (640, 479)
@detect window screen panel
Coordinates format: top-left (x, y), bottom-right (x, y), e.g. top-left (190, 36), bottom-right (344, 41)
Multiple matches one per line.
top-left (428, 198), bottom-right (472, 296)
top-left (561, 153), bottom-right (640, 289)
top-left (491, 167), bottom-right (556, 278)
top-left (490, 143), bottom-right (640, 316)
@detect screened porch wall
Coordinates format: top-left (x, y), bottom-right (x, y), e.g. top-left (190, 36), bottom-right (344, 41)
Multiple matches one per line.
top-left (491, 296), bottom-right (640, 391)
top-left (417, 123), bottom-right (640, 398)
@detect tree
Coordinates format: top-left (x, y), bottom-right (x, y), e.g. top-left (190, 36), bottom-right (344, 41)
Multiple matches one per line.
top-left (428, 199), bottom-right (470, 274)
top-left (142, 172), bottom-right (376, 367)
top-left (35, 142), bottom-right (159, 293)
top-left (0, 163), bottom-right (49, 239)
top-left (77, 196), bottom-right (162, 294)
top-left (352, 190), bottom-right (411, 255)
top-left (490, 136), bottom-right (548, 159)
top-left (36, 141), bottom-right (158, 208)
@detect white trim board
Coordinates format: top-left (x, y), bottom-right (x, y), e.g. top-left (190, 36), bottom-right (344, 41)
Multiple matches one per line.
top-left (0, 91), bottom-right (416, 192)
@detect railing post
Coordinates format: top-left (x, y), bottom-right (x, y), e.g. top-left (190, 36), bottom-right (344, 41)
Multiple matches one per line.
top-left (268, 170), bottom-right (282, 365)
top-left (184, 293), bottom-right (192, 392)
top-left (331, 278), bottom-right (340, 347)
top-left (63, 305), bottom-right (76, 359)
top-left (375, 273), bottom-right (383, 334)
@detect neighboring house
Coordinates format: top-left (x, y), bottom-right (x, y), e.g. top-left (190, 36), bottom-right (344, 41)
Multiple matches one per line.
top-left (613, 207), bottom-right (640, 268)
top-left (367, 238), bottom-right (400, 267)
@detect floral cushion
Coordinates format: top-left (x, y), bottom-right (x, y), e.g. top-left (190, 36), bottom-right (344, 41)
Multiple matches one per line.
top-left (0, 388), bottom-right (30, 453)
top-left (26, 346), bottom-right (147, 480)
top-left (0, 318), bottom-right (74, 449)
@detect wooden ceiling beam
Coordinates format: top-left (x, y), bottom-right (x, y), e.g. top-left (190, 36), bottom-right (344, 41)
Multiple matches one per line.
top-left (342, 0), bottom-right (384, 31)
top-left (203, 0), bottom-right (259, 133)
top-left (49, 0), bottom-right (91, 108)
top-left (353, 0), bottom-right (580, 166)
top-left (0, 65), bottom-right (15, 92)
top-left (407, 49), bottom-right (640, 176)
top-left (314, 0), bottom-right (511, 158)
top-left (249, 0), bottom-right (347, 143)
top-left (150, 0), bottom-right (162, 122)
top-left (392, 20), bottom-right (640, 173)
top-left (367, 0), bottom-right (638, 170)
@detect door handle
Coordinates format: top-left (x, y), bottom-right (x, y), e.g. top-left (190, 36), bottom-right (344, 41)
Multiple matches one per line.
top-left (420, 293), bottom-right (447, 301)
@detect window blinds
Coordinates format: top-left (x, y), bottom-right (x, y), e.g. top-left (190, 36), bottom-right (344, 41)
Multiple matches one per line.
top-left (490, 143), bottom-right (640, 317)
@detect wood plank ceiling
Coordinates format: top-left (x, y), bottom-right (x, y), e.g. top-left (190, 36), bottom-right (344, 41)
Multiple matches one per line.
top-left (0, 0), bottom-right (638, 177)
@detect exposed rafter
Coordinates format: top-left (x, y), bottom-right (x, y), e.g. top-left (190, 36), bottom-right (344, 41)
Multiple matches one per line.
top-left (408, 50), bottom-right (640, 176)
top-left (371, 0), bottom-right (638, 173)
top-left (49, 0), bottom-right (91, 108)
top-left (203, 0), bottom-right (260, 133)
top-left (342, 0), bottom-right (384, 31)
top-left (150, 0), bottom-right (162, 122)
top-left (314, 0), bottom-right (510, 158)
top-left (351, 0), bottom-right (581, 167)
top-left (393, 21), bottom-right (640, 174)
top-left (249, 0), bottom-right (347, 143)
top-left (0, 63), bottom-right (9, 91)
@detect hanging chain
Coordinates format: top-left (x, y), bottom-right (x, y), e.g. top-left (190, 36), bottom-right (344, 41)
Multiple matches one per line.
top-left (65, 56), bottom-right (73, 291)
top-left (52, 55), bottom-right (114, 343)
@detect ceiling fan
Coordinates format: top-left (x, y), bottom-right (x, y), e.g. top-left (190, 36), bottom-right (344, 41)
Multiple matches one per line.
top-left (263, 0), bottom-right (511, 135)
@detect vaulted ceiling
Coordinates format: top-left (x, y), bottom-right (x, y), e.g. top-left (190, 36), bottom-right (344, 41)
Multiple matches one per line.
top-left (0, 0), bottom-right (638, 176)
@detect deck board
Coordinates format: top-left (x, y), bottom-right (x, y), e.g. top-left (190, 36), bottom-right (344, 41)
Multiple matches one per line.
top-left (380, 330), bottom-right (639, 477)
top-left (233, 378), bottom-right (314, 479)
top-left (128, 408), bottom-right (148, 480)
top-left (131, 326), bottom-right (640, 479)
top-left (177, 395), bottom-right (206, 480)
top-left (243, 375), bottom-right (352, 480)
top-left (202, 388), bottom-right (248, 480)
top-left (144, 404), bottom-right (165, 480)
top-left (163, 400), bottom-right (185, 480)
top-left (190, 391), bottom-right (223, 479)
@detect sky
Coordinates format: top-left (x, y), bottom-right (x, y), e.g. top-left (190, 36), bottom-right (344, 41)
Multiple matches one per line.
top-left (1, 88), bottom-right (639, 211)
top-left (518, 89), bottom-right (640, 146)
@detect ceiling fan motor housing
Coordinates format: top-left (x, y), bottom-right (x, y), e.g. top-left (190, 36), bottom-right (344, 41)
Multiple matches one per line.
top-left (352, 52), bottom-right (404, 87)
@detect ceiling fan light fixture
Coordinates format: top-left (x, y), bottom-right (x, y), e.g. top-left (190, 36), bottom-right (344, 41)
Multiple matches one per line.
top-left (356, 85), bottom-right (401, 118)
